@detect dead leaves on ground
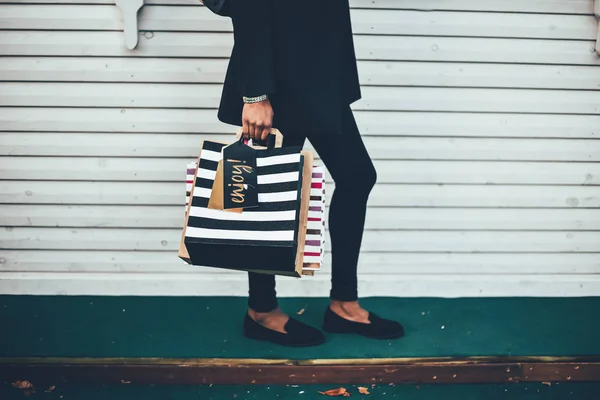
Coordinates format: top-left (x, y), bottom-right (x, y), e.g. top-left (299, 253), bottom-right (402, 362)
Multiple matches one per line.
top-left (319, 387), bottom-right (351, 397)
top-left (12, 381), bottom-right (36, 397)
top-left (13, 381), bottom-right (59, 397)
top-left (12, 381), bottom-right (34, 389)
top-left (319, 386), bottom-right (373, 396)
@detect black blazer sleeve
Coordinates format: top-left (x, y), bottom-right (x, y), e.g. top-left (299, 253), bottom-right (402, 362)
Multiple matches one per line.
top-left (229, 0), bottom-right (276, 97)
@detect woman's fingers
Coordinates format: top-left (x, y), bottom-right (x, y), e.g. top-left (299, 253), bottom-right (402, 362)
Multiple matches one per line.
top-left (249, 123), bottom-right (259, 141)
top-left (260, 126), bottom-right (271, 142)
top-left (242, 119), bottom-right (250, 140)
top-left (241, 101), bottom-right (274, 143)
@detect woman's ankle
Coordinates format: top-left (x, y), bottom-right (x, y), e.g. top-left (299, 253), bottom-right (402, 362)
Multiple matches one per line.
top-left (329, 300), bottom-right (370, 323)
top-left (330, 299), bottom-right (359, 311)
top-left (248, 308), bottom-right (289, 333)
top-left (248, 307), bottom-right (284, 322)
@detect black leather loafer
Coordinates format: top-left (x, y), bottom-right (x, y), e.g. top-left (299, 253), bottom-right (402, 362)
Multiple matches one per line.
top-left (243, 314), bottom-right (325, 347)
top-left (323, 307), bottom-right (404, 340)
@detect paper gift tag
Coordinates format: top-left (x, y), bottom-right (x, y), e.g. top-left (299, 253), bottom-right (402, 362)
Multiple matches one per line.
top-left (222, 140), bottom-right (259, 210)
top-left (208, 160), bottom-right (243, 213)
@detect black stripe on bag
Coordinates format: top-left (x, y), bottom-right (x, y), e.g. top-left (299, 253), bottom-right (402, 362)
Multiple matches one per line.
top-left (202, 141), bottom-right (226, 152)
top-left (202, 142), bottom-right (298, 156)
top-left (194, 177), bottom-right (215, 190)
top-left (187, 217), bottom-right (296, 231)
top-left (191, 197), bottom-right (299, 212)
top-left (291, 155), bottom-right (304, 253)
top-left (191, 197), bottom-right (209, 208)
top-left (194, 178), bottom-right (298, 194)
top-left (186, 237), bottom-right (293, 247)
top-left (194, 162), bottom-right (301, 177)
top-left (198, 158), bottom-right (219, 172)
top-left (257, 163), bottom-right (301, 176)
top-left (245, 200), bottom-right (299, 212)
top-left (257, 181), bottom-right (299, 194)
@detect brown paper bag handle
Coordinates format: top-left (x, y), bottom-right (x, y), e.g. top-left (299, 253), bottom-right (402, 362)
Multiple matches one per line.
top-left (235, 128), bottom-right (284, 149)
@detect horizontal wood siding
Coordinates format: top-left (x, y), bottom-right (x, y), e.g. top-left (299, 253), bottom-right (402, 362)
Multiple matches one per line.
top-left (0, 1), bottom-right (599, 297)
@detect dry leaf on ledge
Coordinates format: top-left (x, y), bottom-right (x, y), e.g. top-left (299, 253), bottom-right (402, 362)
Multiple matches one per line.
top-left (357, 386), bottom-right (370, 395)
top-left (12, 381), bottom-right (34, 389)
top-left (319, 387), bottom-right (351, 397)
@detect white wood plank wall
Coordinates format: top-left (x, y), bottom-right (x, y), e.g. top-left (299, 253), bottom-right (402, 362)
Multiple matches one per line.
top-left (1, 0), bottom-right (599, 297)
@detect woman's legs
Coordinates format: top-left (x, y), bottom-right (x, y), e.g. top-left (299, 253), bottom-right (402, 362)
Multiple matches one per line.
top-left (247, 272), bottom-right (278, 312)
top-left (306, 108), bottom-right (377, 305)
top-left (247, 272), bottom-right (287, 332)
top-left (246, 107), bottom-right (376, 325)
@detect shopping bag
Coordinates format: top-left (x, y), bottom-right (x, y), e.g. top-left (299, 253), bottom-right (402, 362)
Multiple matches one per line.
top-left (179, 134), bottom-right (314, 277)
top-left (182, 162), bottom-right (326, 274)
top-left (231, 131), bottom-right (325, 273)
top-left (302, 166), bottom-right (326, 272)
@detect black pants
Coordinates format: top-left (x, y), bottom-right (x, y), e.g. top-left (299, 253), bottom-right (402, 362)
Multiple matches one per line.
top-left (248, 107), bottom-right (377, 312)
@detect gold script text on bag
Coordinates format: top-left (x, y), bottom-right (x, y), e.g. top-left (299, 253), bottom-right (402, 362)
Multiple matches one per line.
top-left (222, 139), bottom-right (259, 210)
top-left (208, 160), bottom-right (243, 213)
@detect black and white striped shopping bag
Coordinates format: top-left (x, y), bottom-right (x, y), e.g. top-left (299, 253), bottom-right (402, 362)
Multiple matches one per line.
top-left (181, 140), bottom-right (309, 277)
top-left (184, 160), bottom-right (326, 274)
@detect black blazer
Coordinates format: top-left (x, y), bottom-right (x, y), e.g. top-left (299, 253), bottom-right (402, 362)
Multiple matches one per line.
top-left (217, 0), bottom-right (362, 135)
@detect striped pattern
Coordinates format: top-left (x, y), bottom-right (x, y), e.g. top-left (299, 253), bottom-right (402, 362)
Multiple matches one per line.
top-left (184, 156), bottom-right (327, 269)
top-left (185, 141), bottom-right (303, 247)
top-left (185, 162), bottom-right (196, 214)
top-left (303, 167), bottom-right (326, 269)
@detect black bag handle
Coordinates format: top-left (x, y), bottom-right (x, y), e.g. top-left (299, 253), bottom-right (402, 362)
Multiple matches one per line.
top-left (236, 128), bottom-right (284, 149)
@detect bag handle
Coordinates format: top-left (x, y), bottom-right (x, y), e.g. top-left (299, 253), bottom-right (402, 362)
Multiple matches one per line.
top-left (235, 128), bottom-right (284, 149)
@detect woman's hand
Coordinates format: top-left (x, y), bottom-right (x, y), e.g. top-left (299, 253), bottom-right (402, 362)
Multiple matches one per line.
top-left (242, 99), bottom-right (274, 142)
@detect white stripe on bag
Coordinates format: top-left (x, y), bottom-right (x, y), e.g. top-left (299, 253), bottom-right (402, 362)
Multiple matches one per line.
top-left (304, 246), bottom-right (322, 254)
top-left (192, 187), bottom-right (213, 199)
top-left (307, 221), bottom-right (323, 230)
top-left (189, 207), bottom-right (297, 221)
top-left (200, 150), bottom-right (300, 167)
top-left (197, 168), bottom-right (217, 180)
top-left (257, 153), bottom-right (301, 167)
top-left (196, 170), bottom-right (298, 185)
top-left (193, 188), bottom-right (298, 203)
top-left (260, 191), bottom-right (298, 203)
top-left (186, 227), bottom-right (295, 241)
top-left (258, 172), bottom-right (299, 184)
top-left (201, 149), bottom-right (222, 162)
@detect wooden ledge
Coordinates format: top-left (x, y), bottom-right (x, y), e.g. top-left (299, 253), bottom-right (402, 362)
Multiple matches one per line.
top-left (2, 357), bottom-right (600, 385)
